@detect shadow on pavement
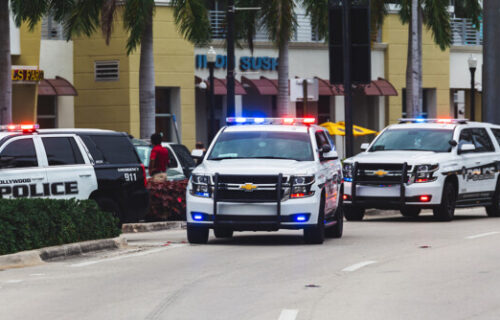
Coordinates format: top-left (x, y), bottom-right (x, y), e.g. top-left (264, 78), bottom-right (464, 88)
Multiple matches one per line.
top-left (208, 233), bottom-right (339, 246)
top-left (362, 214), bottom-right (489, 223)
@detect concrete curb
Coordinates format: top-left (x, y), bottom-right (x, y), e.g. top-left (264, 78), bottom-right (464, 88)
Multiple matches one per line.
top-left (122, 221), bottom-right (187, 233)
top-left (0, 237), bottom-right (127, 270)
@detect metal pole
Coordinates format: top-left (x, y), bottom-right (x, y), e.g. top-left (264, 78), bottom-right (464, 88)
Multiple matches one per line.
top-left (343, 0), bottom-right (354, 158)
top-left (483, 0), bottom-right (500, 124)
top-left (226, 0), bottom-right (236, 118)
top-left (303, 79), bottom-right (308, 116)
top-left (470, 67), bottom-right (476, 121)
top-left (208, 62), bottom-right (216, 141)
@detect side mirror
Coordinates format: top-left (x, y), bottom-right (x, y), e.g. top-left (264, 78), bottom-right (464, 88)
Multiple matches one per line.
top-left (449, 140), bottom-right (458, 147)
top-left (360, 143), bottom-right (370, 151)
top-left (191, 149), bottom-right (205, 159)
top-left (321, 150), bottom-right (339, 161)
top-left (320, 144), bottom-right (332, 153)
top-left (459, 143), bottom-right (476, 154)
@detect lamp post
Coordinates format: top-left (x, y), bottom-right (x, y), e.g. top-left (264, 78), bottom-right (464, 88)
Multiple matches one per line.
top-left (207, 46), bottom-right (217, 141)
top-left (468, 55), bottom-right (478, 121)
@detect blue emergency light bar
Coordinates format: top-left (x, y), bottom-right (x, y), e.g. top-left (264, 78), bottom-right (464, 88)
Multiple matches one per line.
top-left (226, 117), bottom-right (316, 125)
top-left (398, 118), bottom-right (468, 124)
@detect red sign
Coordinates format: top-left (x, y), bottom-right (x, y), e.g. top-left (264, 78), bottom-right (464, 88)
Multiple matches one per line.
top-left (11, 69), bottom-right (44, 82)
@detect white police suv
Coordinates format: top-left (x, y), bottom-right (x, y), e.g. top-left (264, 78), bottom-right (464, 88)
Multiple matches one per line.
top-left (0, 124), bottom-right (149, 223)
top-left (186, 117), bottom-right (344, 244)
top-left (343, 119), bottom-right (500, 221)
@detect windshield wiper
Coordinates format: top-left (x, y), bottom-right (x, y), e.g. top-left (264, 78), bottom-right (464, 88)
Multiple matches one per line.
top-left (209, 157), bottom-right (249, 161)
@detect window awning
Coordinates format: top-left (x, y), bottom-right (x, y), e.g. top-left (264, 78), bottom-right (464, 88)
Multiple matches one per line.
top-left (241, 76), bottom-right (279, 95)
top-left (38, 76), bottom-right (78, 96)
top-left (195, 76), bottom-right (247, 95)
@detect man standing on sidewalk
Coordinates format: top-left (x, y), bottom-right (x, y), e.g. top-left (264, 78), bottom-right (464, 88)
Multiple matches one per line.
top-left (149, 133), bottom-right (169, 181)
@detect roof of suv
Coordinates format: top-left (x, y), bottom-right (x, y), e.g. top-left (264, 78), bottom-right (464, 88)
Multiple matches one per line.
top-left (387, 121), bottom-right (500, 131)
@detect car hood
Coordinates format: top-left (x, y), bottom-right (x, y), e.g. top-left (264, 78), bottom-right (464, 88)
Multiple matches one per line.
top-left (194, 159), bottom-right (317, 176)
top-left (346, 151), bottom-right (451, 165)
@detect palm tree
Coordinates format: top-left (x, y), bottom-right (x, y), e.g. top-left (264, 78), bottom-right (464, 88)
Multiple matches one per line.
top-left (0, 0), bottom-right (74, 124)
top-left (172, 0), bottom-right (299, 116)
top-left (64, 0), bottom-right (156, 138)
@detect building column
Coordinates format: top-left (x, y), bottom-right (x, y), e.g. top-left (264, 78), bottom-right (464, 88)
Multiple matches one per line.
top-left (335, 95), bottom-right (345, 159)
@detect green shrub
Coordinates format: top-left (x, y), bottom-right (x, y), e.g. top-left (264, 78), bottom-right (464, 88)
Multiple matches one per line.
top-left (0, 198), bottom-right (121, 255)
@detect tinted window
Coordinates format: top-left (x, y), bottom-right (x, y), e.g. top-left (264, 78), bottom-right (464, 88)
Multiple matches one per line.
top-left (315, 131), bottom-right (329, 149)
top-left (170, 144), bottom-right (196, 168)
top-left (0, 138), bottom-right (38, 168)
top-left (370, 129), bottom-right (453, 152)
top-left (83, 135), bottom-right (140, 164)
top-left (42, 137), bottom-right (84, 166)
top-left (472, 128), bottom-right (494, 152)
top-left (491, 129), bottom-right (500, 146)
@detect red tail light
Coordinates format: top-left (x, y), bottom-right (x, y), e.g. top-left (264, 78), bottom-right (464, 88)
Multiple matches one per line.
top-left (303, 118), bottom-right (316, 124)
top-left (140, 164), bottom-right (148, 187)
top-left (419, 195), bottom-right (431, 202)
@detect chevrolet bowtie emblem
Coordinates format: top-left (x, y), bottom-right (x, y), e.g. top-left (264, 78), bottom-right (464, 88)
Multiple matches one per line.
top-left (374, 170), bottom-right (389, 177)
top-left (240, 183), bottom-right (258, 192)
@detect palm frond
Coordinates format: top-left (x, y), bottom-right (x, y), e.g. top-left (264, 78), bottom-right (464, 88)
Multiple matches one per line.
top-left (48, 0), bottom-right (75, 22)
top-left (101, 0), bottom-right (118, 45)
top-left (302, 0), bottom-right (328, 41)
top-left (454, 0), bottom-right (482, 29)
top-left (171, 0), bottom-right (211, 46)
top-left (234, 0), bottom-right (262, 53)
top-left (123, 0), bottom-right (155, 54)
top-left (10, 0), bottom-right (50, 30)
top-left (62, 0), bottom-right (103, 41)
top-left (260, 0), bottom-right (297, 48)
top-left (422, 0), bottom-right (451, 50)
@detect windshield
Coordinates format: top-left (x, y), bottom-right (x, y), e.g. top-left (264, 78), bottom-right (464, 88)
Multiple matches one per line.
top-left (208, 131), bottom-right (314, 161)
top-left (370, 128), bottom-right (454, 153)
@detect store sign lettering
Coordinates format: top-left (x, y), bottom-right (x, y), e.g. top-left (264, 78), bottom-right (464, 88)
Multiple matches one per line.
top-left (195, 54), bottom-right (278, 72)
top-left (11, 69), bottom-right (44, 82)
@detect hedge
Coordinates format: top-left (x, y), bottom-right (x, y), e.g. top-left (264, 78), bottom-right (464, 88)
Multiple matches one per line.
top-left (146, 179), bottom-right (188, 221)
top-left (0, 199), bottom-right (121, 255)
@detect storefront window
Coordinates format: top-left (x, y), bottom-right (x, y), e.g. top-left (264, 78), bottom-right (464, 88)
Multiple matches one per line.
top-left (37, 96), bottom-right (57, 128)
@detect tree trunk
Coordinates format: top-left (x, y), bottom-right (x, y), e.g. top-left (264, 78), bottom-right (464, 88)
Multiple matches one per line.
top-left (277, 39), bottom-right (291, 116)
top-left (139, 15), bottom-right (156, 139)
top-left (0, 0), bottom-right (12, 125)
top-left (405, 0), bottom-right (422, 118)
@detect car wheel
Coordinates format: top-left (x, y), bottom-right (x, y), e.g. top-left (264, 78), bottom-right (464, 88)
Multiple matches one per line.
top-left (400, 207), bottom-right (421, 218)
top-left (214, 228), bottom-right (234, 238)
top-left (304, 197), bottom-right (325, 244)
top-left (344, 206), bottom-right (365, 221)
top-left (325, 206), bottom-right (344, 238)
top-left (187, 225), bottom-right (209, 244)
top-left (95, 197), bottom-right (123, 226)
top-left (433, 181), bottom-right (457, 221)
top-left (486, 180), bottom-right (500, 217)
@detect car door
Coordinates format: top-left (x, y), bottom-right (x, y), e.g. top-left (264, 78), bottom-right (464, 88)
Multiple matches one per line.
top-left (470, 128), bottom-right (497, 193)
top-left (315, 129), bottom-right (338, 213)
top-left (0, 136), bottom-right (48, 199)
top-left (40, 135), bottom-right (97, 199)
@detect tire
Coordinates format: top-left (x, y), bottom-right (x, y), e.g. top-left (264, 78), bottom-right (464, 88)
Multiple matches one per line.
top-left (486, 180), bottom-right (500, 217)
top-left (187, 225), bottom-right (209, 244)
top-left (344, 206), bottom-right (365, 221)
top-left (325, 206), bottom-right (344, 238)
top-left (304, 196), bottom-right (326, 244)
top-left (214, 228), bottom-right (234, 238)
top-left (95, 197), bottom-right (123, 226)
top-left (433, 181), bottom-right (457, 221)
top-left (400, 207), bottom-right (421, 218)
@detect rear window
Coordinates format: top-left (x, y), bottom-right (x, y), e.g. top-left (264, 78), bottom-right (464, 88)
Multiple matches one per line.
top-left (81, 135), bottom-right (140, 164)
top-left (170, 144), bottom-right (196, 168)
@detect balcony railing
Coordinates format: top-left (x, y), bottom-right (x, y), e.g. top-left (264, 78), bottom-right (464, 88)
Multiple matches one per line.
top-left (209, 10), bottom-right (322, 43)
top-left (451, 18), bottom-right (482, 46)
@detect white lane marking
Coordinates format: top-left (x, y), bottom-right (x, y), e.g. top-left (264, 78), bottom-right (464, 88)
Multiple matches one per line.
top-left (466, 232), bottom-right (500, 240)
top-left (5, 280), bottom-right (23, 284)
top-left (278, 309), bottom-right (299, 320)
top-left (70, 244), bottom-right (187, 268)
top-left (342, 260), bottom-right (377, 272)
top-left (30, 273), bottom-right (45, 277)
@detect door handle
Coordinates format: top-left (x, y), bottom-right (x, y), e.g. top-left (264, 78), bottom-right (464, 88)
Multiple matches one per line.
top-left (475, 161), bottom-right (481, 165)
top-left (79, 174), bottom-right (92, 178)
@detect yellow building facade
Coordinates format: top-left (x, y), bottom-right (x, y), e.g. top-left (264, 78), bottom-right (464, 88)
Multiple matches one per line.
top-left (74, 6), bottom-right (196, 148)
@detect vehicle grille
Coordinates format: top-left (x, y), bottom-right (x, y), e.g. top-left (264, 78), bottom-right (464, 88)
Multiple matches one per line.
top-left (218, 175), bottom-right (287, 184)
top-left (355, 163), bottom-right (411, 183)
top-left (215, 174), bottom-right (287, 202)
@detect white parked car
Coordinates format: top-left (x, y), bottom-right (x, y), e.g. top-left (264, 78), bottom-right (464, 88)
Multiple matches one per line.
top-left (186, 117), bottom-right (344, 244)
top-left (343, 119), bottom-right (500, 221)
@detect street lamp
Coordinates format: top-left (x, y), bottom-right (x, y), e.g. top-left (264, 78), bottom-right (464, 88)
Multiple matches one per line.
top-left (468, 55), bottom-right (478, 121)
top-left (207, 46), bottom-right (217, 141)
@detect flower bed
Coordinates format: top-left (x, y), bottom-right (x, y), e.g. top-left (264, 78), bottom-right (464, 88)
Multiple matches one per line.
top-left (146, 179), bottom-right (188, 221)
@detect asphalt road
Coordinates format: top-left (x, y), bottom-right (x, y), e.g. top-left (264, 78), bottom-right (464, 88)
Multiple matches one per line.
top-left (1, 208), bottom-right (500, 320)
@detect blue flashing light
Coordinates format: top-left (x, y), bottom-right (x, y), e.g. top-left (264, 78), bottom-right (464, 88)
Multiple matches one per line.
top-left (254, 118), bottom-right (265, 124)
top-left (295, 215), bottom-right (307, 222)
top-left (292, 213), bottom-right (310, 223)
top-left (235, 117), bottom-right (247, 123)
top-left (195, 192), bottom-right (210, 198)
top-left (192, 212), bottom-right (205, 221)
top-left (344, 178), bottom-right (353, 182)
top-left (416, 118), bottom-right (426, 123)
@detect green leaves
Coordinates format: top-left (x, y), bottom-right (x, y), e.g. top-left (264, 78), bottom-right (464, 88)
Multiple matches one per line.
top-left (0, 199), bottom-right (120, 256)
top-left (123, 0), bottom-right (155, 54)
top-left (10, 0), bottom-right (50, 30)
top-left (259, 0), bottom-right (297, 48)
top-left (422, 0), bottom-right (451, 51)
top-left (171, 0), bottom-right (211, 46)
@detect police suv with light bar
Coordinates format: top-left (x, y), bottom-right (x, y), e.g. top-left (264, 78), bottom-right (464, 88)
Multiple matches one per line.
top-left (343, 118), bottom-right (500, 221)
top-left (0, 124), bottom-right (149, 223)
top-left (186, 117), bottom-right (344, 244)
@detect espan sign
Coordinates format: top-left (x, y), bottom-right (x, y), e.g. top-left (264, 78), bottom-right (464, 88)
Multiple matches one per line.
top-left (11, 69), bottom-right (44, 82)
top-left (196, 54), bottom-right (279, 72)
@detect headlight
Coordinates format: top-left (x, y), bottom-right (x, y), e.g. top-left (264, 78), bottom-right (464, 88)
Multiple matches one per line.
top-left (191, 174), bottom-right (212, 198)
top-left (290, 175), bottom-right (315, 198)
top-left (343, 163), bottom-right (353, 181)
top-left (413, 164), bottom-right (439, 183)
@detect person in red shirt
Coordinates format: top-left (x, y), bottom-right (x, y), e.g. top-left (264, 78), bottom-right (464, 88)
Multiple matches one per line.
top-left (149, 133), bottom-right (169, 178)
